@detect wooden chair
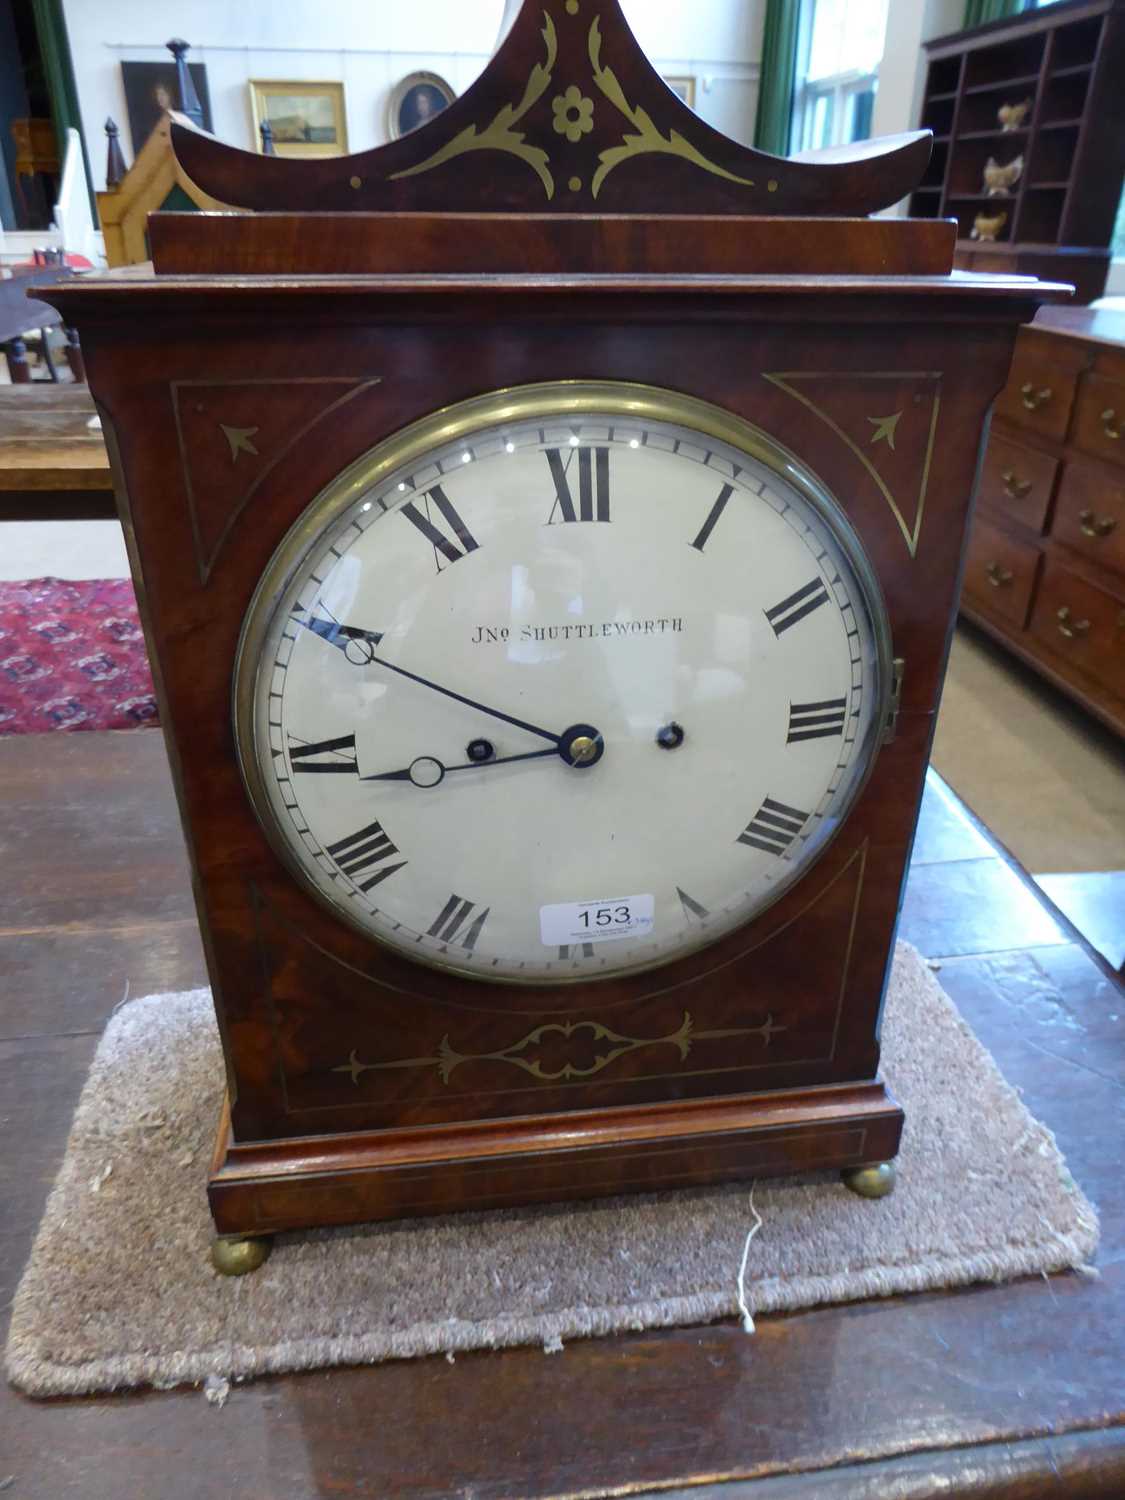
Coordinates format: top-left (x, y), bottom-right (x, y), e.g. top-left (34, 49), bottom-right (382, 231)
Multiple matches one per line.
top-left (96, 112), bottom-right (231, 268)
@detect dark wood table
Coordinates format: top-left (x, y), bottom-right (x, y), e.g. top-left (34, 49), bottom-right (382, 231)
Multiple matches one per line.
top-left (1, 730), bottom-right (1122, 1499)
top-left (0, 385), bottom-right (115, 521)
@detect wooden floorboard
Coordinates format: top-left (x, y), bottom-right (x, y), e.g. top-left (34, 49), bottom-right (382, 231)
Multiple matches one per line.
top-left (0, 737), bottom-right (1122, 1499)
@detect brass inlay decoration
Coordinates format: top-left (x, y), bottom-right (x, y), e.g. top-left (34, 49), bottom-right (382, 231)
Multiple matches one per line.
top-left (335, 1011), bottom-right (786, 1088)
top-left (764, 372), bottom-right (942, 557)
top-left (221, 424), bottom-right (260, 462)
top-left (587, 16), bottom-right (754, 199)
top-left (867, 412), bottom-right (901, 450)
top-left (172, 376), bottom-right (382, 585)
top-left (553, 85), bottom-right (595, 142)
top-left (391, 11), bottom-right (559, 199)
top-left (384, 8), bottom-right (757, 203)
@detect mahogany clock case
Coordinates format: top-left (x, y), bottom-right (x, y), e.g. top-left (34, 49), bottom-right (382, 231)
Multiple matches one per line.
top-left (38, 259), bottom-right (1063, 1235)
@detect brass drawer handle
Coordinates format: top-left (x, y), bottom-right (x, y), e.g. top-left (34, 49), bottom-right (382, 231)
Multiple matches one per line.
top-left (1079, 508), bottom-right (1117, 539)
top-left (1101, 407), bottom-right (1120, 440)
top-left (986, 561), bottom-right (1014, 587)
top-left (1020, 381), bottom-right (1052, 411)
top-left (1056, 606), bottom-right (1091, 639)
top-left (1001, 468), bottom-right (1032, 498)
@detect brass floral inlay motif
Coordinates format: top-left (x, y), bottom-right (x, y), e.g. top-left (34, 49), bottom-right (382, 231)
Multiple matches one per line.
top-left (587, 16), bottom-right (755, 199)
top-left (553, 84), bottom-right (595, 142)
top-left (387, 7), bottom-right (757, 203)
top-left (391, 11), bottom-right (559, 199)
top-left (335, 1011), bottom-right (786, 1088)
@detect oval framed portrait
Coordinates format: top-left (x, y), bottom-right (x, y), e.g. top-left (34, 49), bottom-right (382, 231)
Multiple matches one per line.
top-left (387, 71), bottom-right (456, 141)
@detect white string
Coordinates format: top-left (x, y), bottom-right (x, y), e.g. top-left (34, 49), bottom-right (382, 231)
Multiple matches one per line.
top-left (736, 1183), bottom-right (764, 1334)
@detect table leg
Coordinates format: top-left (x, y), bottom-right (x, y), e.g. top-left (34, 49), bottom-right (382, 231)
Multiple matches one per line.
top-left (4, 338), bottom-right (31, 383)
top-left (38, 328), bottom-right (59, 383)
top-left (64, 326), bottom-right (86, 383)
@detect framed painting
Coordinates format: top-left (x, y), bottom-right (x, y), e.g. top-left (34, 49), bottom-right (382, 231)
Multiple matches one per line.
top-left (387, 72), bottom-right (456, 141)
top-left (249, 81), bottom-right (348, 158)
top-left (121, 61), bottom-right (212, 151)
top-left (664, 76), bottom-right (697, 109)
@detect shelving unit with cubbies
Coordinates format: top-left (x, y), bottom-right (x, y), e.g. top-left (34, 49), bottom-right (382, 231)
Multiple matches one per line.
top-left (911, 0), bottom-right (1125, 302)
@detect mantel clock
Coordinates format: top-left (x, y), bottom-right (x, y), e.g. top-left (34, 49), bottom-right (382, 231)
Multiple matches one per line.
top-left (39, 0), bottom-right (1067, 1271)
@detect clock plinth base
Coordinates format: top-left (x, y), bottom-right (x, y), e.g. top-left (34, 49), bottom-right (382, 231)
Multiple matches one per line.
top-left (841, 1161), bottom-right (897, 1200)
top-left (207, 1082), bottom-right (904, 1239)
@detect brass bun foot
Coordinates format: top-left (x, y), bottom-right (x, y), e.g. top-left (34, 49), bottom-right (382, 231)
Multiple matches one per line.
top-left (211, 1235), bottom-right (272, 1276)
top-left (842, 1161), bottom-right (897, 1199)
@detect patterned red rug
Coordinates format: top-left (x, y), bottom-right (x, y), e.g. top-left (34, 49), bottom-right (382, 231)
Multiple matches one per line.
top-left (0, 578), bottom-right (158, 734)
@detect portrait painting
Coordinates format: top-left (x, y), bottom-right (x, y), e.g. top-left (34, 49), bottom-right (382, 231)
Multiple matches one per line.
top-left (121, 60), bottom-right (212, 152)
top-left (250, 81), bottom-right (348, 158)
top-left (387, 72), bottom-right (456, 141)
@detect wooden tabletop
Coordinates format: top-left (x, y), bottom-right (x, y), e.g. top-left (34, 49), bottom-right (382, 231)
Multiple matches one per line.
top-left (1032, 302), bottom-right (1125, 351)
top-left (1, 730), bottom-right (1122, 1498)
top-left (0, 385), bottom-right (115, 521)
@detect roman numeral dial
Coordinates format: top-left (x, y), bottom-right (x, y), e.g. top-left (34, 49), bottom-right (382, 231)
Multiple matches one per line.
top-left (546, 447), bottom-right (611, 524)
top-left (428, 894), bottom-right (490, 951)
top-left (326, 821), bottom-right (407, 892)
top-left (402, 485), bottom-right (479, 570)
top-left (250, 400), bottom-right (885, 984)
top-left (289, 733), bottom-right (358, 774)
top-left (738, 798), bottom-right (809, 856)
top-left (765, 579), bottom-right (831, 637)
top-left (690, 483), bottom-right (734, 552)
top-left (787, 698), bottom-right (847, 743)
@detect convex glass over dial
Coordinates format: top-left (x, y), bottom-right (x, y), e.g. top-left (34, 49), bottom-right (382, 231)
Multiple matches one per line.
top-left (237, 383), bottom-right (892, 984)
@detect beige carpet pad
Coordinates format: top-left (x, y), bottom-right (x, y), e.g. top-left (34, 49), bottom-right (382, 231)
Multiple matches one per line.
top-left (6, 943), bottom-right (1099, 1397)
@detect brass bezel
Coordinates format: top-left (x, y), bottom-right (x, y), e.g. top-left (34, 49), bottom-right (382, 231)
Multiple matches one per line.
top-left (233, 380), bottom-right (895, 985)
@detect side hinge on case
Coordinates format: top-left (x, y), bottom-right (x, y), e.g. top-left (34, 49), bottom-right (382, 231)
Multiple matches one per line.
top-left (883, 658), bottom-right (905, 744)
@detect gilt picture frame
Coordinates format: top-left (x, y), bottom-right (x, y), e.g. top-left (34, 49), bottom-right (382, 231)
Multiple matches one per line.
top-left (249, 80), bottom-right (348, 158)
top-left (387, 71), bottom-right (456, 141)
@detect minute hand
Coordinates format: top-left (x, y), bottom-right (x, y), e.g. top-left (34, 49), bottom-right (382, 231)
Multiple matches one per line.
top-left (298, 613), bottom-right (562, 746)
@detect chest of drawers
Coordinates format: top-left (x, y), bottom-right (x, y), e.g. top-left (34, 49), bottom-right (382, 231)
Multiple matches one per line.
top-left (962, 305), bottom-right (1125, 736)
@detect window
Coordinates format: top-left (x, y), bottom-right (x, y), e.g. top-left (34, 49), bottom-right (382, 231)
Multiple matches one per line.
top-left (791, 0), bottom-right (890, 154)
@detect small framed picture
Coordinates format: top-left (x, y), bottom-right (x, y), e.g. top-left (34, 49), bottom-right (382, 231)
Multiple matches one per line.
top-left (664, 76), bottom-right (697, 110)
top-left (249, 81), bottom-right (347, 158)
top-left (122, 60), bottom-right (212, 151)
top-left (387, 72), bottom-right (457, 141)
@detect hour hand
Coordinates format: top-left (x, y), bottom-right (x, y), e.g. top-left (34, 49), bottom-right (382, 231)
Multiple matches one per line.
top-left (362, 748), bottom-right (558, 787)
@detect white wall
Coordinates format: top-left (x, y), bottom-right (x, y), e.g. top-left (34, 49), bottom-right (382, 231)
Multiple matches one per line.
top-left (871, 0), bottom-right (964, 214)
top-left (64, 0), bottom-right (766, 190)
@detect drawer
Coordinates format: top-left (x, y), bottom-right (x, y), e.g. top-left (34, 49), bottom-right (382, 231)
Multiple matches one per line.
top-left (963, 517), bottom-right (1040, 627)
top-left (1072, 372), bottom-right (1125, 470)
top-left (978, 435), bottom-right (1058, 531)
top-left (1052, 460), bottom-right (1125, 580)
top-left (1029, 560), bottom-right (1125, 698)
top-left (995, 346), bottom-right (1079, 444)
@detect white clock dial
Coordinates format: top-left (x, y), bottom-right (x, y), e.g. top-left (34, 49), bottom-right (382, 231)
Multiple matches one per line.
top-left (237, 385), bottom-right (891, 985)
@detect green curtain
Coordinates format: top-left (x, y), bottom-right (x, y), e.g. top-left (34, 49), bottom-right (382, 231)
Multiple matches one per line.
top-left (963, 0), bottom-right (1026, 28)
top-left (30, 0), bottom-right (95, 215)
top-left (754, 0), bottom-right (801, 158)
